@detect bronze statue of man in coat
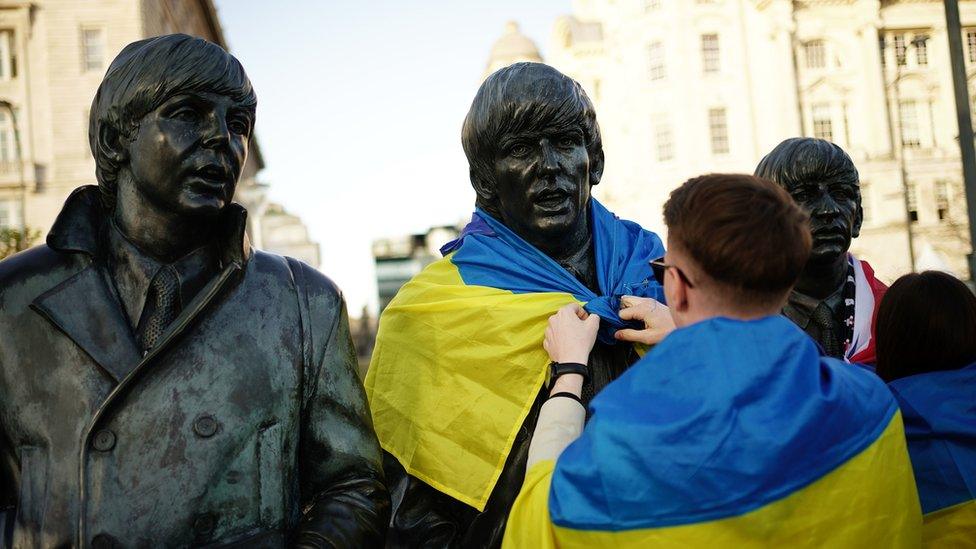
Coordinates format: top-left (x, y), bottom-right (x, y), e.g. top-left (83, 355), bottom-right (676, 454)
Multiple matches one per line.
top-left (0, 34), bottom-right (388, 547)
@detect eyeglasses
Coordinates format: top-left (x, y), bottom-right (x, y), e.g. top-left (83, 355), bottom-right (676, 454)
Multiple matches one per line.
top-left (649, 257), bottom-right (695, 288)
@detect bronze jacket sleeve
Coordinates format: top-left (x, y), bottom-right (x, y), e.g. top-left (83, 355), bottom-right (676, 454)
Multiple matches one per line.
top-left (292, 263), bottom-right (390, 547)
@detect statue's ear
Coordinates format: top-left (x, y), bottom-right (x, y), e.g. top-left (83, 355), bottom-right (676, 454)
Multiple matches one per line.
top-left (98, 123), bottom-right (128, 164)
top-left (470, 167), bottom-right (495, 206)
top-left (589, 148), bottom-right (605, 186)
top-left (852, 201), bottom-right (863, 239)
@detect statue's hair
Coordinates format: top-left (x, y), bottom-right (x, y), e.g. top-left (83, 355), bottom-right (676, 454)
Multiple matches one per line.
top-left (754, 137), bottom-right (859, 190)
top-left (89, 34), bottom-right (256, 210)
top-left (461, 63), bottom-right (603, 217)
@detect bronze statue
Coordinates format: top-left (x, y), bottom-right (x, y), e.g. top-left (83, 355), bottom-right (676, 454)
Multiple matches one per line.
top-left (0, 34), bottom-right (389, 546)
top-left (366, 62), bottom-right (666, 548)
top-left (755, 137), bottom-right (887, 364)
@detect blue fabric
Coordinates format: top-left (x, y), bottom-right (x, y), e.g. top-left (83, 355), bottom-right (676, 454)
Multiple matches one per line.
top-left (549, 316), bottom-right (898, 531)
top-left (441, 199), bottom-right (665, 344)
top-left (888, 363), bottom-right (976, 514)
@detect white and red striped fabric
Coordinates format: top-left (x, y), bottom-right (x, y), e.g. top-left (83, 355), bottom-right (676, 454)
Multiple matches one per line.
top-left (845, 255), bottom-right (888, 365)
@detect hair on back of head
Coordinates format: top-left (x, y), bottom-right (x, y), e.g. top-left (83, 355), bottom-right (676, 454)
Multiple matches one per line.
top-left (461, 62), bottom-right (603, 218)
top-left (663, 173), bottom-right (811, 306)
top-left (875, 270), bottom-right (976, 382)
top-left (89, 34), bottom-right (256, 210)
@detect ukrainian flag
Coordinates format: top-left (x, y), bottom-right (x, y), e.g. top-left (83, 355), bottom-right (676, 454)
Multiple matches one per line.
top-left (364, 199), bottom-right (664, 511)
top-left (888, 362), bottom-right (976, 547)
top-left (504, 316), bottom-right (922, 547)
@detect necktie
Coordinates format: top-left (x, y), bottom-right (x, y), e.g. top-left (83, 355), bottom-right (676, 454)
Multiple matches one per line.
top-left (812, 302), bottom-right (842, 358)
top-left (138, 265), bottom-right (180, 352)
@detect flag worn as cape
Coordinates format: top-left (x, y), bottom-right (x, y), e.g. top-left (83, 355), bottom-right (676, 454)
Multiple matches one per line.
top-left (504, 316), bottom-right (921, 548)
top-left (888, 362), bottom-right (976, 546)
top-left (364, 199), bottom-right (665, 511)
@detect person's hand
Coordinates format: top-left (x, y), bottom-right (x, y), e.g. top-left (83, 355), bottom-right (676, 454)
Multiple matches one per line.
top-left (544, 303), bottom-right (601, 365)
top-left (614, 295), bottom-right (675, 345)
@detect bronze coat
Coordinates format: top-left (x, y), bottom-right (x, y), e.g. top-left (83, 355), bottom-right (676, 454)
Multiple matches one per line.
top-left (0, 187), bottom-right (388, 547)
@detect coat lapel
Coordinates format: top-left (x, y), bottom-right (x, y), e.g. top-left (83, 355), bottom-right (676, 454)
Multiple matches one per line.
top-left (31, 264), bottom-right (142, 383)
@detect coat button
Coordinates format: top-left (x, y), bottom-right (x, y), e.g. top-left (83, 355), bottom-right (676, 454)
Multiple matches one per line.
top-left (193, 414), bottom-right (218, 438)
top-left (91, 533), bottom-right (119, 548)
top-left (193, 512), bottom-right (216, 536)
top-left (92, 429), bottom-right (116, 452)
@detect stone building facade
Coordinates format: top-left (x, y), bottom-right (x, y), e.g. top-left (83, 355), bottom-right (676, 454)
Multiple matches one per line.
top-left (517, 0), bottom-right (976, 281)
top-left (0, 0), bottom-right (318, 266)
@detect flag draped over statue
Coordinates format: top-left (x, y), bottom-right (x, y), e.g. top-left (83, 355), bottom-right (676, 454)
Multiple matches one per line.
top-left (364, 199), bottom-right (664, 510)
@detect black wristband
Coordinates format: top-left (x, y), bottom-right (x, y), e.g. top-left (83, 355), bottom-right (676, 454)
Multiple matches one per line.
top-left (549, 361), bottom-right (590, 386)
top-left (548, 391), bottom-right (583, 405)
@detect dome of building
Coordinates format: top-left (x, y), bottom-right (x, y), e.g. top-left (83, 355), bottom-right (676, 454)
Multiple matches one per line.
top-left (485, 21), bottom-right (543, 76)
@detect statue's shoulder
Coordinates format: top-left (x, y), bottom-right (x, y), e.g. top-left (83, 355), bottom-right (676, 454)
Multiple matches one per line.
top-left (249, 250), bottom-right (342, 304)
top-left (0, 244), bottom-right (83, 294)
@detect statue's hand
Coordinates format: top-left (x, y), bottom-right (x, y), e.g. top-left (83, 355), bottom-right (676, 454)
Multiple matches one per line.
top-left (614, 295), bottom-right (675, 345)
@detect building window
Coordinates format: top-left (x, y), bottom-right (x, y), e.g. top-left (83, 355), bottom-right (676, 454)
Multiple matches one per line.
top-left (655, 122), bottom-right (673, 161)
top-left (708, 107), bottom-right (729, 155)
top-left (935, 180), bottom-right (950, 221)
top-left (0, 199), bottom-right (18, 230)
top-left (899, 100), bottom-right (920, 148)
top-left (967, 30), bottom-right (976, 63)
top-left (81, 27), bottom-right (105, 72)
top-left (812, 103), bottom-right (833, 141)
top-left (906, 182), bottom-right (918, 222)
top-left (879, 35), bottom-right (887, 67)
top-left (894, 33), bottom-right (907, 66)
top-left (701, 34), bottom-right (720, 74)
top-left (647, 42), bottom-right (665, 81)
top-left (0, 110), bottom-right (17, 166)
top-left (915, 34), bottom-right (929, 66)
top-left (0, 30), bottom-right (16, 81)
top-left (644, 0), bottom-right (661, 11)
top-left (804, 40), bottom-right (826, 69)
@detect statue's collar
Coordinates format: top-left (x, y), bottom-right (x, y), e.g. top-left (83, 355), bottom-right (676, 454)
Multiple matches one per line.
top-left (46, 185), bottom-right (252, 267)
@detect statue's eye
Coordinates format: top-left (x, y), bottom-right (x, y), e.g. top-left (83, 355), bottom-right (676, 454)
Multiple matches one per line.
top-left (171, 107), bottom-right (199, 123)
top-left (510, 144), bottom-right (531, 158)
top-left (228, 117), bottom-right (249, 135)
top-left (557, 137), bottom-right (577, 148)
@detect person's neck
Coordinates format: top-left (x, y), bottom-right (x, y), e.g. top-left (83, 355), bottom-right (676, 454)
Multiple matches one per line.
top-left (793, 253), bottom-right (848, 301)
top-left (114, 181), bottom-right (213, 263)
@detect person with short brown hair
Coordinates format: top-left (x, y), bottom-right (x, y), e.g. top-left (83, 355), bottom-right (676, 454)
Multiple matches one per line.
top-left (503, 174), bottom-right (921, 548)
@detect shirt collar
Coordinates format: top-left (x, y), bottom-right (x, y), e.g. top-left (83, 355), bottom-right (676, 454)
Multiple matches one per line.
top-left (783, 284), bottom-right (845, 330)
top-left (105, 219), bottom-right (219, 328)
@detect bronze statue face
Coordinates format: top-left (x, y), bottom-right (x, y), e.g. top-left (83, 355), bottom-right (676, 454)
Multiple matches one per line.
top-left (492, 124), bottom-right (591, 247)
top-left (124, 90), bottom-right (252, 217)
top-left (784, 176), bottom-right (860, 265)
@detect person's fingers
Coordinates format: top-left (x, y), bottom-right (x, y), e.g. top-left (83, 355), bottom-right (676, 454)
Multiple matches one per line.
top-left (614, 328), bottom-right (652, 344)
top-left (618, 306), bottom-right (648, 321)
top-left (585, 313), bottom-right (601, 329)
top-left (575, 306), bottom-right (588, 320)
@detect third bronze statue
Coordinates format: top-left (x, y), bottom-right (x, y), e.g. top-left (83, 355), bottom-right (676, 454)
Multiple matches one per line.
top-left (365, 62), bottom-right (667, 548)
top-left (0, 34), bottom-right (388, 546)
top-left (755, 137), bottom-right (887, 364)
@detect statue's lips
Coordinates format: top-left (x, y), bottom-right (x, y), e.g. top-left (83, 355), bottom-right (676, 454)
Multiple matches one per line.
top-left (532, 192), bottom-right (571, 212)
top-left (186, 173), bottom-right (231, 197)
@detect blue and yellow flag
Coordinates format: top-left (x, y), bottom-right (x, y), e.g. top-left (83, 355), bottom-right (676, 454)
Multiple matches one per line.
top-left (504, 316), bottom-right (922, 547)
top-left (364, 199), bottom-right (664, 511)
top-left (888, 362), bottom-right (976, 546)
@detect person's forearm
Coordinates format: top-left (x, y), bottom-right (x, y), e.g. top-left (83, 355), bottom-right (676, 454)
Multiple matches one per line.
top-left (527, 373), bottom-right (586, 468)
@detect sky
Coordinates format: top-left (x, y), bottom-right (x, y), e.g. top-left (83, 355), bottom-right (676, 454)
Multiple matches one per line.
top-left (214, 0), bottom-right (571, 315)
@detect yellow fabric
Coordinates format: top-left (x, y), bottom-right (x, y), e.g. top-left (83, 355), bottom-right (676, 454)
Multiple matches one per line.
top-left (364, 256), bottom-right (579, 510)
top-left (503, 413), bottom-right (922, 548)
top-left (923, 499), bottom-right (976, 548)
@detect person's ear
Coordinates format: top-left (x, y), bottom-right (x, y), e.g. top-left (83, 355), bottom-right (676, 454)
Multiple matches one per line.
top-left (669, 268), bottom-right (690, 313)
top-left (98, 123), bottom-right (129, 165)
top-left (589, 148), bottom-right (605, 186)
